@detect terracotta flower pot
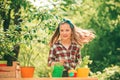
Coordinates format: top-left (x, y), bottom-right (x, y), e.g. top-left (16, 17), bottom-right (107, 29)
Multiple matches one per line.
top-left (21, 67), bottom-right (35, 78)
top-left (77, 68), bottom-right (90, 77)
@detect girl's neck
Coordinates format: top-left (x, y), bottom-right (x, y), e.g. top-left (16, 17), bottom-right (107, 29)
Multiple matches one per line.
top-left (61, 39), bottom-right (71, 49)
top-left (61, 39), bottom-right (71, 45)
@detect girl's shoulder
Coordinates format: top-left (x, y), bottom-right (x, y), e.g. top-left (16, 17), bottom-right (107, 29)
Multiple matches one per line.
top-left (54, 40), bottom-right (61, 45)
top-left (51, 41), bottom-right (61, 47)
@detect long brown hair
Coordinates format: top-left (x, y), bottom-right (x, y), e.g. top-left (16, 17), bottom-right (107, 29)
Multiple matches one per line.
top-left (49, 19), bottom-right (95, 47)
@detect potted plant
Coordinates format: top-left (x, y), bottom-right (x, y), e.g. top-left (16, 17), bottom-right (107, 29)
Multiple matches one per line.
top-left (18, 44), bottom-right (39, 78)
top-left (76, 55), bottom-right (92, 77)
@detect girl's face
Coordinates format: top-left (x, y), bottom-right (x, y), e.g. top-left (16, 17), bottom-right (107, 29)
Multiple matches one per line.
top-left (59, 23), bottom-right (72, 41)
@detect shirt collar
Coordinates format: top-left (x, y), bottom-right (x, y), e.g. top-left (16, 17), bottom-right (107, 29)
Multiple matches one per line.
top-left (57, 40), bottom-right (75, 45)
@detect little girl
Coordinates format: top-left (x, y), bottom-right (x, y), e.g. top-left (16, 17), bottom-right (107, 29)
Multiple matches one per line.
top-left (48, 19), bottom-right (95, 77)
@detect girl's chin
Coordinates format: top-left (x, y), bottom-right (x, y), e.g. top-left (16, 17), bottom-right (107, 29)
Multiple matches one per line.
top-left (62, 38), bottom-right (70, 40)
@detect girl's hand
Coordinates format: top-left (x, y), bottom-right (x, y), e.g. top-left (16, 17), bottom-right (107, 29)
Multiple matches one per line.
top-left (59, 59), bottom-right (66, 65)
top-left (51, 62), bottom-right (56, 66)
top-left (51, 59), bottom-right (66, 66)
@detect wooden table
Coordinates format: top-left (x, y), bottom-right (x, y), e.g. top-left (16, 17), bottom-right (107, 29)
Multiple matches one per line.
top-left (0, 62), bottom-right (98, 80)
top-left (0, 77), bottom-right (98, 80)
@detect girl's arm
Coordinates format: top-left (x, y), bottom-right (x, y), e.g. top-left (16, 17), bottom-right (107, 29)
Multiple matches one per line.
top-left (48, 46), bottom-right (56, 66)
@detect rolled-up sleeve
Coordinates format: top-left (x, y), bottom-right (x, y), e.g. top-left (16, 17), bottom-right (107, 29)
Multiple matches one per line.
top-left (76, 49), bottom-right (81, 63)
top-left (48, 45), bottom-right (56, 66)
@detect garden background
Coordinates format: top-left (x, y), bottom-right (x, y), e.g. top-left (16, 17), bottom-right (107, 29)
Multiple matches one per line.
top-left (0, 0), bottom-right (120, 80)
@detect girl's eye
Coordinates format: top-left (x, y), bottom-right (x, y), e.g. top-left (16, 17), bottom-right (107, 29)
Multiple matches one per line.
top-left (60, 30), bottom-right (63, 32)
top-left (66, 29), bottom-right (69, 31)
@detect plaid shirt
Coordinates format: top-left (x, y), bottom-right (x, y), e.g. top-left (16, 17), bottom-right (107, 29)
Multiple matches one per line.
top-left (48, 41), bottom-right (81, 70)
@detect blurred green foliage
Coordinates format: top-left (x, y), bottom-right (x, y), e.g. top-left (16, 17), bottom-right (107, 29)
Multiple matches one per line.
top-left (91, 65), bottom-right (120, 80)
